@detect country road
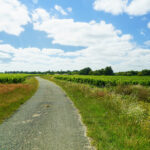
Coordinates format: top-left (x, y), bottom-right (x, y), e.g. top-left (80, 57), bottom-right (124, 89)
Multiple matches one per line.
top-left (0, 77), bottom-right (93, 150)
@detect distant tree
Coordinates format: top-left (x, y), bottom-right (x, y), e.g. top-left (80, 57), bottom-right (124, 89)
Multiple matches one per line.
top-left (79, 67), bottom-right (92, 75)
top-left (92, 69), bottom-right (105, 75)
top-left (127, 70), bottom-right (138, 76)
top-left (116, 71), bottom-right (138, 76)
top-left (89, 70), bottom-right (93, 75)
top-left (104, 66), bottom-right (114, 75)
top-left (98, 68), bottom-right (105, 75)
top-left (140, 69), bottom-right (150, 76)
top-left (72, 70), bottom-right (79, 75)
top-left (92, 70), bottom-right (99, 75)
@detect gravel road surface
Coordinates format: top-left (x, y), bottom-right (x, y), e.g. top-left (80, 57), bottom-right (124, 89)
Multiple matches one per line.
top-left (0, 77), bottom-right (93, 150)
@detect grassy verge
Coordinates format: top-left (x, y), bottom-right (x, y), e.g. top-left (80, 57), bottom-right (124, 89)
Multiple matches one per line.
top-left (42, 76), bottom-right (150, 150)
top-left (0, 77), bottom-right (38, 123)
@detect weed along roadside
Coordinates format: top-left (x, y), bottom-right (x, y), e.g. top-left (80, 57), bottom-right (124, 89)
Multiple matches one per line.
top-left (0, 76), bottom-right (38, 124)
top-left (42, 75), bottom-right (150, 150)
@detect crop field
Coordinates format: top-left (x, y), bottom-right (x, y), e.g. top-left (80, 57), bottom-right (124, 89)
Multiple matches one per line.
top-left (43, 75), bottom-right (150, 150)
top-left (54, 75), bottom-right (150, 86)
top-left (0, 74), bottom-right (32, 83)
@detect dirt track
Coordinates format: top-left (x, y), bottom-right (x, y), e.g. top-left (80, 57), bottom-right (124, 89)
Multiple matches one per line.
top-left (0, 77), bottom-right (93, 150)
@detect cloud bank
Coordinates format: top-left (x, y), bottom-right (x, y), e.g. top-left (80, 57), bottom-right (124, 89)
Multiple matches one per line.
top-left (93, 0), bottom-right (150, 16)
top-left (0, 2), bottom-right (149, 72)
top-left (0, 8), bottom-right (150, 71)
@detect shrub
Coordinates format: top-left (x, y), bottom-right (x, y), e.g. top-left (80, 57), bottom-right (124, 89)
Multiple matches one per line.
top-left (115, 85), bottom-right (133, 95)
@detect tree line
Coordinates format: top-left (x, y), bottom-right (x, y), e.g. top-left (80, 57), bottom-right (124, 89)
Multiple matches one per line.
top-left (4, 67), bottom-right (150, 76)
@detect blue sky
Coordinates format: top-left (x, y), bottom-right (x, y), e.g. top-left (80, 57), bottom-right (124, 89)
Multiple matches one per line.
top-left (0, 0), bottom-right (150, 72)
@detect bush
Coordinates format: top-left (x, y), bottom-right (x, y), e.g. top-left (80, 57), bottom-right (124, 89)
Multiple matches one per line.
top-left (115, 85), bottom-right (133, 95)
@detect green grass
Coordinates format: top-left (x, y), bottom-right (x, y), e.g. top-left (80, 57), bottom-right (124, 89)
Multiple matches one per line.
top-left (42, 75), bottom-right (150, 150)
top-left (0, 77), bottom-right (38, 123)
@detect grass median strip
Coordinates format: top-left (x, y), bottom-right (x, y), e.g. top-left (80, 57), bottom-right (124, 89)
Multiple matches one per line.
top-left (42, 76), bottom-right (150, 150)
top-left (0, 77), bottom-right (38, 124)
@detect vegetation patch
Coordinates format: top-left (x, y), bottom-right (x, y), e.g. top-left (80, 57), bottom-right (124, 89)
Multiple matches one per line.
top-left (0, 74), bottom-right (35, 83)
top-left (54, 75), bottom-right (150, 86)
top-left (42, 75), bottom-right (150, 150)
top-left (0, 77), bottom-right (38, 123)
top-left (115, 85), bottom-right (150, 102)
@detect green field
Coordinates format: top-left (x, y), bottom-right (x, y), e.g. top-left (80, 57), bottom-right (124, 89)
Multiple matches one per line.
top-left (0, 74), bottom-right (150, 149)
top-left (54, 75), bottom-right (150, 86)
top-left (43, 75), bottom-right (150, 150)
top-left (0, 74), bottom-right (33, 83)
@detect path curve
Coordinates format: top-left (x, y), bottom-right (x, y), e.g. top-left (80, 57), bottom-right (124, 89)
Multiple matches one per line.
top-left (0, 77), bottom-right (93, 150)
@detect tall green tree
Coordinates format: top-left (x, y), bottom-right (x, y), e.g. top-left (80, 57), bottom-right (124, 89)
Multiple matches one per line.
top-left (79, 67), bottom-right (92, 75)
top-left (104, 66), bottom-right (114, 75)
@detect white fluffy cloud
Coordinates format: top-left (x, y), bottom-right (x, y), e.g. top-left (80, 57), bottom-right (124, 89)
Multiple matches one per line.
top-left (42, 48), bottom-right (64, 56)
top-left (54, 5), bottom-right (68, 15)
top-left (0, 8), bottom-right (149, 72)
top-left (0, 44), bottom-right (14, 59)
top-left (94, 0), bottom-right (127, 15)
top-left (0, 0), bottom-right (30, 35)
top-left (0, 43), bottom-right (17, 53)
top-left (126, 0), bottom-right (150, 15)
top-left (93, 0), bottom-right (150, 16)
top-left (0, 44), bottom-right (82, 71)
top-left (0, 52), bottom-right (11, 59)
top-left (32, 8), bottom-right (132, 47)
top-left (0, 42), bottom-right (149, 71)
top-left (31, 9), bottom-right (150, 71)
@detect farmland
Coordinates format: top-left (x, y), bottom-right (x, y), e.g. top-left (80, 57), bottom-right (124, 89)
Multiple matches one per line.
top-left (54, 75), bottom-right (150, 86)
top-left (0, 73), bottom-right (150, 149)
top-left (42, 75), bottom-right (150, 150)
top-left (0, 74), bottom-right (33, 83)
